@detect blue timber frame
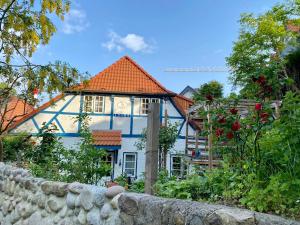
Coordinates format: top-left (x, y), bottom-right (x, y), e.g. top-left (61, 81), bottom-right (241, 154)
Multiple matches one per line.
top-left (44, 95), bottom-right (76, 128)
top-left (130, 96), bottom-right (134, 135)
top-left (78, 94), bottom-right (84, 132)
top-left (110, 95), bottom-right (114, 130)
top-left (10, 93), bottom-right (192, 140)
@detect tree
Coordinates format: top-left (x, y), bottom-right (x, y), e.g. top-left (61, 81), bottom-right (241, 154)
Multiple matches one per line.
top-left (193, 81), bottom-right (223, 103)
top-left (226, 0), bottom-right (300, 99)
top-left (135, 122), bottom-right (178, 170)
top-left (0, 0), bottom-right (86, 161)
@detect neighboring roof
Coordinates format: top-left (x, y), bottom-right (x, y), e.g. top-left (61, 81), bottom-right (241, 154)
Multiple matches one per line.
top-left (92, 130), bottom-right (122, 146)
top-left (71, 56), bottom-right (175, 96)
top-left (8, 94), bottom-right (64, 131)
top-left (172, 95), bottom-right (194, 115)
top-left (1, 97), bottom-right (34, 130)
top-left (287, 22), bottom-right (300, 33)
top-left (179, 85), bottom-right (196, 96)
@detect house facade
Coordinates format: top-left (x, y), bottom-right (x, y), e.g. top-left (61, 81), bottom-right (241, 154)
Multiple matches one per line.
top-left (9, 56), bottom-right (196, 180)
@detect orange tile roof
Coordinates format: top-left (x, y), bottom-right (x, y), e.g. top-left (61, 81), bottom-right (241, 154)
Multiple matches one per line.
top-left (172, 95), bottom-right (194, 115)
top-left (8, 94), bottom-right (65, 131)
top-left (92, 130), bottom-right (122, 146)
top-left (71, 56), bottom-right (175, 96)
top-left (1, 97), bottom-right (34, 130)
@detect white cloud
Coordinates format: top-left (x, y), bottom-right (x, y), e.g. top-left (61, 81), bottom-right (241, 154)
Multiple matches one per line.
top-left (62, 9), bottom-right (89, 34)
top-left (102, 31), bottom-right (155, 53)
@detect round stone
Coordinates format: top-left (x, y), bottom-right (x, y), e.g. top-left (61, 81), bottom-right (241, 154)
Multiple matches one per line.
top-left (79, 189), bottom-right (94, 210)
top-left (105, 186), bottom-right (125, 199)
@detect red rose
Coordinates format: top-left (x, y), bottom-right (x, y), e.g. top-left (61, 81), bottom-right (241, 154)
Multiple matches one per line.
top-left (191, 150), bottom-right (195, 157)
top-left (206, 94), bottom-right (213, 101)
top-left (257, 75), bottom-right (266, 85)
top-left (215, 128), bottom-right (224, 137)
top-left (255, 103), bottom-right (262, 111)
top-left (230, 108), bottom-right (238, 115)
top-left (260, 112), bottom-right (269, 119)
top-left (231, 121), bottom-right (241, 131)
top-left (226, 132), bottom-right (234, 139)
top-left (218, 116), bottom-right (226, 124)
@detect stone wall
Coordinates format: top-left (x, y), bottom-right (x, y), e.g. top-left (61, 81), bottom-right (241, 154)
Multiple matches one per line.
top-left (1, 163), bottom-right (299, 225)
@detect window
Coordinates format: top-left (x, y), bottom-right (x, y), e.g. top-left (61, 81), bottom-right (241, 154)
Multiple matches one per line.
top-left (84, 95), bottom-right (105, 113)
top-left (102, 153), bottom-right (113, 177)
top-left (123, 153), bottom-right (137, 177)
top-left (94, 96), bottom-right (104, 113)
top-left (140, 98), bottom-right (159, 114)
top-left (171, 155), bottom-right (187, 178)
top-left (84, 96), bottom-right (93, 112)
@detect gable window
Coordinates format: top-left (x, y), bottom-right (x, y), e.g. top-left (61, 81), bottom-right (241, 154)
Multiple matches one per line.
top-left (171, 155), bottom-right (187, 178)
top-left (94, 96), bottom-right (104, 113)
top-left (123, 153), bottom-right (137, 177)
top-left (140, 98), bottom-right (160, 114)
top-left (84, 95), bottom-right (105, 113)
top-left (84, 96), bottom-right (93, 112)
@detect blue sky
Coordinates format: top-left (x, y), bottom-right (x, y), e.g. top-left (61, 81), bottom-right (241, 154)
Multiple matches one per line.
top-left (33, 0), bottom-right (283, 96)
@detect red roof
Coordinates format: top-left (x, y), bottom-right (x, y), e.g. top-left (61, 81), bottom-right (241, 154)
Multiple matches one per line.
top-left (1, 97), bottom-right (34, 130)
top-left (92, 130), bottom-right (122, 146)
top-left (172, 95), bottom-right (194, 115)
top-left (72, 56), bottom-right (175, 96)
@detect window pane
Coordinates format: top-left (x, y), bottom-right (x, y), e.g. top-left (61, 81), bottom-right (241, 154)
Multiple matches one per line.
top-left (124, 154), bottom-right (136, 177)
top-left (126, 154), bottom-right (135, 162)
top-left (125, 161), bottom-right (135, 169)
top-left (94, 96), bottom-right (104, 113)
top-left (84, 96), bottom-right (93, 112)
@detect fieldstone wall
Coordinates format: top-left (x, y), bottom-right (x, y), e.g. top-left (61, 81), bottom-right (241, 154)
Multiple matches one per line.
top-left (1, 163), bottom-right (300, 225)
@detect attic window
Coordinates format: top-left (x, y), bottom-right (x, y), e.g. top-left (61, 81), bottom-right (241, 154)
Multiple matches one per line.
top-left (84, 95), bottom-right (104, 113)
top-left (140, 98), bottom-right (159, 115)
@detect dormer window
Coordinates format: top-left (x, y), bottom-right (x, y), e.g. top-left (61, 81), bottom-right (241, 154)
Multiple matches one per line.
top-left (84, 95), bottom-right (105, 113)
top-left (140, 98), bottom-right (160, 114)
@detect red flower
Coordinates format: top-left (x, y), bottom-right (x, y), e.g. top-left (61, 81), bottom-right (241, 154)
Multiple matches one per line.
top-left (230, 108), bottom-right (238, 115)
top-left (257, 75), bottom-right (266, 85)
top-left (215, 128), bottom-right (224, 137)
top-left (206, 94), bottom-right (213, 101)
top-left (191, 150), bottom-right (195, 157)
top-left (226, 132), bottom-right (234, 139)
top-left (231, 121), bottom-right (241, 131)
top-left (255, 103), bottom-right (262, 111)
top-left (218, 116), bottom-right (226, 124)
top-left (260, 112), bottom-right (269, 123)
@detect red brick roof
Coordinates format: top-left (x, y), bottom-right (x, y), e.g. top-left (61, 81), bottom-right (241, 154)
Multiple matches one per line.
top-left (1, 97), bottom-right (34, 130)
top-left (92, 130), bottom-right (122, 146)
top-left (72, 56), bottom-right (175, 96)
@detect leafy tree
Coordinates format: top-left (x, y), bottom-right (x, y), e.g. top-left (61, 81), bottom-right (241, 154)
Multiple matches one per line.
top-left (193, 81), bottom-right (223, 103)
top-left (64, 114), bottom-right (111, 185)
top-left (226, 1), bottom-right (300, 98)
top-left (0, 0), bottom-right (86, 160)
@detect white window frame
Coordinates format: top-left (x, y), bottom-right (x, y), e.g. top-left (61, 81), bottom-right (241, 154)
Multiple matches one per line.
top-left (83, 95), bottom-right (105, 113)
top-left (171, 155), bottom-right (187, 178)
top-left (123, 153), bottom-right (137, 177)
top-left (84, 95), bottom-right (93, 112)
top-left (94, 96), bottom-right (105, 113)
top-left (140, 98), bottom-right (160, 115)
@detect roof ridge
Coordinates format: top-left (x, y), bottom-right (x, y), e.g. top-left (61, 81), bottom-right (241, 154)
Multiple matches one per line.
top-left (123, 56), bottom-right (173, 94)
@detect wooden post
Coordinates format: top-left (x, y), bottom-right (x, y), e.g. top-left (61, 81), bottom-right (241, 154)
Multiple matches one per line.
top-left (207, 105), bottom-right (213, 170)
top-left (145, 103), bottom-right (160, 195)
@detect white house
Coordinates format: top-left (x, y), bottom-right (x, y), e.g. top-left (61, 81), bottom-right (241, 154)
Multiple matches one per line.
top-left (9, 56), bottom-right (196, 180)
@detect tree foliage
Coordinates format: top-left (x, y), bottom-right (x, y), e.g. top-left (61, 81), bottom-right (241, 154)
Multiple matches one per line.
top-left (0, 0), bottom-right (87, 160)
top-left (226, 0), bottom-right (300, 98)
top-left (193, 81), bottom-right (223, 103)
